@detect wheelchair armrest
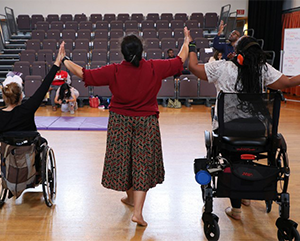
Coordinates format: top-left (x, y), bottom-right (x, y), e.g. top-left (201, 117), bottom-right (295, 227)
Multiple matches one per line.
top-left (204, 130), bottom-right (211, 149)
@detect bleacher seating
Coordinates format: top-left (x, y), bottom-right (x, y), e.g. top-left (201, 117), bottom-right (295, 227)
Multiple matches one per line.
top-left (117, 13), bottom-right (130, 23)
top-left (31, 15), bottom-right (44, 28)
top-left (46, 14), bottom-right (59, 23)
top-left (17, 15), bottom-right (31, 31)
top-left (13, 61), bottom-right (31, 79)
top-left (11, 11), bottom-right (223, 105)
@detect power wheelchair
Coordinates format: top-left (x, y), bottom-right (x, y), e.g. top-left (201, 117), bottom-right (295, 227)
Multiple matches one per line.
top-left (0, 131), bottom-right (57, 207)
top-left (194, 91), bottom-right (299, 240)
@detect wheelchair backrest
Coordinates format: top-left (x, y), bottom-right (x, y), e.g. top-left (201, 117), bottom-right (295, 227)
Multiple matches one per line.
top-left (217, 91), bottom-right (282, 139)
top-left (0, 131), bottom-right (40, 146)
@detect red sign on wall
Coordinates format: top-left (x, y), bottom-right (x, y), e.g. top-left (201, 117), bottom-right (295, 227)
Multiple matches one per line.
top-left (237, 9), bottom-right (245, 15)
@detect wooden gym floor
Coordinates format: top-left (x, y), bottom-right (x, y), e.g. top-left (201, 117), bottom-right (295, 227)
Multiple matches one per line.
top-left (0, 96), bottom-right (300, 241)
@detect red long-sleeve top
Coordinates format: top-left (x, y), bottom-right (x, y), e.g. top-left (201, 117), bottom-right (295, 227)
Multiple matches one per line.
top-left (83, 57), bottom-right (183, 117)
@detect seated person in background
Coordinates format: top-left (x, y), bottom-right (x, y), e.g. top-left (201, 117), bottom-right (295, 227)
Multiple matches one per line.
top-left (49, 68), bottom-right (71, 111)
top-left (167, 48), bottom-right (190, 75)
top-left (208, 50), bottom-right (223, 62)
top-left (166, 48), bottom-right (175, 59)
top-left (213, 20), bottom-right (240, 60)
top-left (54, 83), bottom-right (79, 115)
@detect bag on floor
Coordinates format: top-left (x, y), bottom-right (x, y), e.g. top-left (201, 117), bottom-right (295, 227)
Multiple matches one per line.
top-left (89, 96), bottom-right (100, 108)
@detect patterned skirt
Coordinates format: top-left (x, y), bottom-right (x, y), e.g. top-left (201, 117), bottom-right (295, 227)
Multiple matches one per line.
top-left (101, 111), bottom-right (164, 191)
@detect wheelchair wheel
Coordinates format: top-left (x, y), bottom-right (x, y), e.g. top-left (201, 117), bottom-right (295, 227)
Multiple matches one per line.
top-left (41, 146), bottom-right (57, 207)
top-left (203, 219), bottom-right (220, 240)
top-left (0, 175), bottom-right (7, 208)
top-left (275, 135), bottom-right (289, 194)
top-left (277, 226), bottom-right (300, 241)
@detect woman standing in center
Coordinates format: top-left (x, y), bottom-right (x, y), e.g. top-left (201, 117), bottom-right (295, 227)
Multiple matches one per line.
top-left (61, 28), bottom-right (190, 226)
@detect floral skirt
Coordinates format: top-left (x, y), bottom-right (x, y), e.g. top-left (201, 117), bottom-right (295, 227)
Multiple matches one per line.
top-left (101, 111), bottom-right (164, 191)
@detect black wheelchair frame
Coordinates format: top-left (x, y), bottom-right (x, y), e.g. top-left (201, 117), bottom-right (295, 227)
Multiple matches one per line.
top-left (0, 131), bottom-right (57, 208)
top-left (194, 91), bottom-right (299, 240)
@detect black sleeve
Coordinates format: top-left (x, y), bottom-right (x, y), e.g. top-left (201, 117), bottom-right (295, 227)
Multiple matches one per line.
top-left (22, 65), bottom-right (60, 112)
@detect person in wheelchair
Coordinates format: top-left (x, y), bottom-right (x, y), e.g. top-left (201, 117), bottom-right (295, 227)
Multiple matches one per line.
top-left (188, 35), bottom-right (300, 220)
top-left (0, 44), bottom-right (64, 204)
top-left (0, 44), bottom-right (64, 132)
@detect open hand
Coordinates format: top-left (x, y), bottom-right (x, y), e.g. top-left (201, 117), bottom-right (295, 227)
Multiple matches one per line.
top-left (184, 26), bottom-right (192, 42)
top-left (218, 20), bottom-right (227, 35)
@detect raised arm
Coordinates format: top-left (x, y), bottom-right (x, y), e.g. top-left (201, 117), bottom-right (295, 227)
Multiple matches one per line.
top-left (212, 20), bottom-right (227, 52)
top-left (187, 32), bottom-right (208, 81)
top-left (177, 27), bottom-right (190, 63)
top-left (22, 44), bottom-right (63, 112)
top-left (217, 20), bottom-right (226, 37)
top-left (60, 41), bottom-right (84, 78)
top-left (268, 74), bottom-right (300, 90)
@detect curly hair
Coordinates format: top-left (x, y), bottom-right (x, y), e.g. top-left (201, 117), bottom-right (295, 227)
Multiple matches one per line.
top-left (234, 36), bottom-right (268, 93)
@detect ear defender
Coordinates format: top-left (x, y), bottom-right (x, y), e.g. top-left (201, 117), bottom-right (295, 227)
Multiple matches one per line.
top-left (237, 53), bottom-right (244, 65)
top-left (236, 42), bottom-right (260, 66)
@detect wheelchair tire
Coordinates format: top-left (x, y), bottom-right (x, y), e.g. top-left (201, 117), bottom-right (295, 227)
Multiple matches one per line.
top-left (42, 146), bottom-right (57, 207)
top-left (277, 226), bottom-right (300, 241)
top-left (204, 219), bottom-right (220, 240)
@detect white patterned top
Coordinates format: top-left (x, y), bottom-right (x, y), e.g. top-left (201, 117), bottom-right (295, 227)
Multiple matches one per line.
top-left (204, 60), bottom-right (283, 129)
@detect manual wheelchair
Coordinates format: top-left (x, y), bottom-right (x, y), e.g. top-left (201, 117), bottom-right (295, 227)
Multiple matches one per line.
top-left (194, 91), bottom-right (299, 240)
top-left (0, 131), bottom-right (57, 208)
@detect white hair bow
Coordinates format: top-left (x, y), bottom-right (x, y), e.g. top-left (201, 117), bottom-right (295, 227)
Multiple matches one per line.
top-left (2, 72), bottom-right (23, 88)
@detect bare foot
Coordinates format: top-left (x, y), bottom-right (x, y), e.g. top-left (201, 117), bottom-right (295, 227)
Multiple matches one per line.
top-left (121, 197), bottom-right (134, 207)
top-left (132, 215), bottom-right (148, 227)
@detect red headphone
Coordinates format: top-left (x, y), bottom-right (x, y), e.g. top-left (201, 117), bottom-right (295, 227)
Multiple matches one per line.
top-left (236, 42), bottom-right (260, 65)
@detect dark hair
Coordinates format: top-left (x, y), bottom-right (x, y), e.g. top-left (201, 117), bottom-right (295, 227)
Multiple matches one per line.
top-left (121, 35), bottom-right (143, 67)
top-left (213, 50), bottom-right (221, 60)
top-left (1, 82), bottom-right (22, 105)
top-left (58, 83), bottom-right (71, 101)
top-left (234, 36), bottom-right (267, 93)
top-left (167, 49), bottom-right (173, 54)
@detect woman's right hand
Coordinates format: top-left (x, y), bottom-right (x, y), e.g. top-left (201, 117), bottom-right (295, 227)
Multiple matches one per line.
top-left (184, 26), bottom-right (192, 43)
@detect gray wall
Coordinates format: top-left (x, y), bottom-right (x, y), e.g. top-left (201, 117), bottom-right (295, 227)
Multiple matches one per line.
top-left (0, 0), bottom-right (248, 17)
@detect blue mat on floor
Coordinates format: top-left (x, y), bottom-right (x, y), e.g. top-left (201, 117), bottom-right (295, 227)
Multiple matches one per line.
top-left (35, 116), bottom-right (108, 131)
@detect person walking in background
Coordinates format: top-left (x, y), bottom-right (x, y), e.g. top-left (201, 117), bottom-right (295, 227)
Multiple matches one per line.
top-left (60, 27), bottom-right (191, 226)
